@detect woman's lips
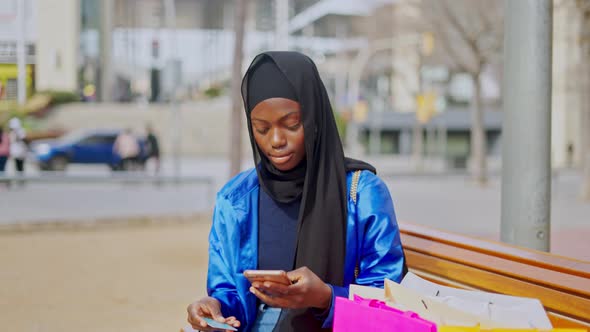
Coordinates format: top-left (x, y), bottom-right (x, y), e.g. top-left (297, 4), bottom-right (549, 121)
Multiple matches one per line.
top-left (269, 153), bottom-right (294, 165)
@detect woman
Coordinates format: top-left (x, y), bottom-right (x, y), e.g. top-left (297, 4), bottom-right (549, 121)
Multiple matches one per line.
top-left (187, 52), bottom-right (406, 332)
top-left (8, 118), bottom-right (26, 177)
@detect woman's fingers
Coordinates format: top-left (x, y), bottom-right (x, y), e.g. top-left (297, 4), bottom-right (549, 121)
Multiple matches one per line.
top-left (187, 305), bottom-right (209, 329)
top-left (187, 298), bottom-right (235, 331)
top-left (250, 286), bottom-right (304, 309)
top-left (259, 281), bottom-right (292, 295)
top-left (224, 316), bottom-right (241, 327)
top-left (250, 286), bottom-right (283, 307)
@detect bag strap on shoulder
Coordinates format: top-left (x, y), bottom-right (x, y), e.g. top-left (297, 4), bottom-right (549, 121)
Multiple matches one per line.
top-left (351, 170), bottom-right (362, 280)
top-left (350, 170), bottom-right (361, 204)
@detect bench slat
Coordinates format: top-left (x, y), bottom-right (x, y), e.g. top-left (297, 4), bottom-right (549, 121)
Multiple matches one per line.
top-left (402, 233), bottom-right (590, 297)
top-left (400, 223), bottom-right (590, 279)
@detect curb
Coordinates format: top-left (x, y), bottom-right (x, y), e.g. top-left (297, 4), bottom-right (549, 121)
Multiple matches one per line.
top-left (0, 213), bottom-right (213, 234)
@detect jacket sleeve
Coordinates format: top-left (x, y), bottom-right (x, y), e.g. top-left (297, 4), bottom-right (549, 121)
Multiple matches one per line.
top-left (355, 172), bottom-right (405, 286)
top-left (320, 172), bottom-right (405, 328)
top-left (207, 196), bottom-right (247, 325)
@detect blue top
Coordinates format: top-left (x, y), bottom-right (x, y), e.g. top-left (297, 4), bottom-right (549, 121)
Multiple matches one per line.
top-left (257, 188), bottom-right (300, 271)
top-left (207, 169), bottom-right (405, 331)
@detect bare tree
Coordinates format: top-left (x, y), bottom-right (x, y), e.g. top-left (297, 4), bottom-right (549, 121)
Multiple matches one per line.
top-left (421, 0), bottom-right (503, 185)
top-left (576, 0), bottom-right (590, 200)
top-left (229, 0), bottom-right (249, 178)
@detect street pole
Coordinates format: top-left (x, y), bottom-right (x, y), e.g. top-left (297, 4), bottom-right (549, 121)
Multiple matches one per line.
top-left (164, 0), bottom-right (181, 180)
top-left (501, 0), bottom-right (553, 251)
top-left (100, 0), bottom-right (114, 102)
top-left (16, 0), bottom-right (26, 105)
top-left (229, 0), bottom-right (249, 177)
top-left (275, 0), bottom-right (289, 50)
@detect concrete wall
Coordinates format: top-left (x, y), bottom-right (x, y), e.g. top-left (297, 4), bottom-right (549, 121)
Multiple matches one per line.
top-left (44, 97), bottom-right (252, 158)
top-left (551, 1), bottom-right (584, 169)
top-left (35, 0), bottom-right (79, 92)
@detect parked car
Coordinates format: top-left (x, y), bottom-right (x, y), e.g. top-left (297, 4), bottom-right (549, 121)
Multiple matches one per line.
top-left (32, 129), bottom-right (148, 171)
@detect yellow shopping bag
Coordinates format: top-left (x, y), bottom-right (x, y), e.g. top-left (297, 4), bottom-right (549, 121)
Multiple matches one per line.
top-left (439, 327), bottom-right (586, 332)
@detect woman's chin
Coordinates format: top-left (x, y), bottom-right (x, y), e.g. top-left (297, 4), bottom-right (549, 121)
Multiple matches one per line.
top-left (272, 163), bottom-right (295, 171)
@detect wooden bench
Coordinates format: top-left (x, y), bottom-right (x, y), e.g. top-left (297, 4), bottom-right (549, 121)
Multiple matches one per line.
top-left (400, 223), bottom-right (590, 330)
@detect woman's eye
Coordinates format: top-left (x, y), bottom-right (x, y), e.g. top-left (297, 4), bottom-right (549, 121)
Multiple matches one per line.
top-left (255, 128), bottom-right (269, 134)
top-left (287, 123), bottom-right (301, 130)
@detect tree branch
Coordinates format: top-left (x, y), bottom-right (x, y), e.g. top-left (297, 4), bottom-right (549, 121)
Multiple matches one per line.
top-left (429, 14), bottom-right (471, 73)
top-left (475, 0), bottom-right (495, 33)
top-left (435, 0), bottom-right (477, 52)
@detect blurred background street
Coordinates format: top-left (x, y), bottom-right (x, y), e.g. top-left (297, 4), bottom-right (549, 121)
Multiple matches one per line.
top-left (0, 0), bottom-right (589, 331)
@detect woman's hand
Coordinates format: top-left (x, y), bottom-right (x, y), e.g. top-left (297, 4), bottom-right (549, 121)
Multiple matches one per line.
top-left (249, 266), bottom-right (332, 310)
top-left (187, 296), bottom-right (241, 331)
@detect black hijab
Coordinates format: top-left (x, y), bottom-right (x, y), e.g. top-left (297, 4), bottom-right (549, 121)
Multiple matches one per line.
top-left (242, 52), bottom-right (375, 331)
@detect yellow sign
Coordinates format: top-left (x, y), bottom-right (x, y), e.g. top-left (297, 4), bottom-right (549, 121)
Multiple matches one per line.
top-left (422, 32), bottom-right (435, 57)
top-left (0, 64), bottom-right (34, 99)
top-left (416, 92), bottom-right (436, 124)
top-left (353, 100), bottom-right (368, 123)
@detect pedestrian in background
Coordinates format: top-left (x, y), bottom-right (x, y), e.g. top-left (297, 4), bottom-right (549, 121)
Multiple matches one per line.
top-left (0, 124), bottom-right (10, 189)
top-left (9, 118), bottom-right (27, 185)
top-left (146, 124), bottom-right (161, 175)
top-left (113, 128), bottom-right (140, 171)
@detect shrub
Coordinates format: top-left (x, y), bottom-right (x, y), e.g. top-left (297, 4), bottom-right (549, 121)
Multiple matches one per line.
top-left (204, 85), bottom-right (223, 98)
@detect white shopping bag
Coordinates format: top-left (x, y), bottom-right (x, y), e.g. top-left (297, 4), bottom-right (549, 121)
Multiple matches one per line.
top-left (384, 278), bottom-right (494, 327)
top-left (394, 272), bottom-right (553, 329)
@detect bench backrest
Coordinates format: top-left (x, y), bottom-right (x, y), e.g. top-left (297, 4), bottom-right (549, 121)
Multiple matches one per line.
top-left (399, 223), bottom-right (590, 329)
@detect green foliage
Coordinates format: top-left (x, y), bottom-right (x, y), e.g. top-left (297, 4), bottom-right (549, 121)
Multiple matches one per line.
top-left (0, 102), bottom-right (31, 129)
top-left (0, 90), bottom-right (79, 126)
top-left (204, 85), bottom-right (223, 98)
top-left (333, 110), bottom-right (347, 142)
top-left (36, 90), bottom-right (80, 105)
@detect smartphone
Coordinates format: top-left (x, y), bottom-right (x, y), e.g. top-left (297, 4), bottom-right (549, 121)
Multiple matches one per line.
top-left (243, 269), bottom-right (292, 286)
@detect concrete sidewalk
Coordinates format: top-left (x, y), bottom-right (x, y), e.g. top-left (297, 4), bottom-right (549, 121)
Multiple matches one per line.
top-left (386, 171), bottom-right (590, 261)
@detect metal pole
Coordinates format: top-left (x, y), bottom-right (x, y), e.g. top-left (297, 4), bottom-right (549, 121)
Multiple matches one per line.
top-left (501, 0), bottom-right (553, 251)
top-left (164, 0), bottom-right (181, 180)
top-left (16, 0), bottom-right (26, 105)
top-left (275, 0), bottom-right (289, 50)
top-left (229, 0), bottom-right (249, 177)
top-left (100, 0), bottom-right (114, 102)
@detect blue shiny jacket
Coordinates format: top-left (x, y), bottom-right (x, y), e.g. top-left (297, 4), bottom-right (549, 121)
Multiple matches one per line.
top-left (207, 168), bottom-right (405, 331)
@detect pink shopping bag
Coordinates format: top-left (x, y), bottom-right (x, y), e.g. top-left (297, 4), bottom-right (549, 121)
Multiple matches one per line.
top-left (334, 295), bottom-right (437, 332)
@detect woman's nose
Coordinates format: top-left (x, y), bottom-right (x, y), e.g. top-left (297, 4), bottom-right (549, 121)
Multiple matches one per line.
top-left (270, 128), bottom-right (286, 150)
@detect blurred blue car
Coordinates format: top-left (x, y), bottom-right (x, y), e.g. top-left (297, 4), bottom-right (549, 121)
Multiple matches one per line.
top-left (32, 129), bottom-right (148, 171)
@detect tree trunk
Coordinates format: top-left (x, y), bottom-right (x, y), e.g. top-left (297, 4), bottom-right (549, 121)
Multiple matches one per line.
top-left (412, 121), bottom-right (424, 172)
top-left (229, 0), bottom-right (249, 178)
top-left (414, 52), bottom-right (424, 172)
top-left (581, 53), bottom-right (590, 200)
top-left (471, 72), bottom-right (488, 185)
top-left (583, 150), bottom-right (590, 201)
top-left (580, 12), bottom-right (590, 200)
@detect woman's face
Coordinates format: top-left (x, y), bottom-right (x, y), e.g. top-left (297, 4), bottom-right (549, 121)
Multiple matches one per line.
top-left (250, 97), bottom-right (305, 171)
